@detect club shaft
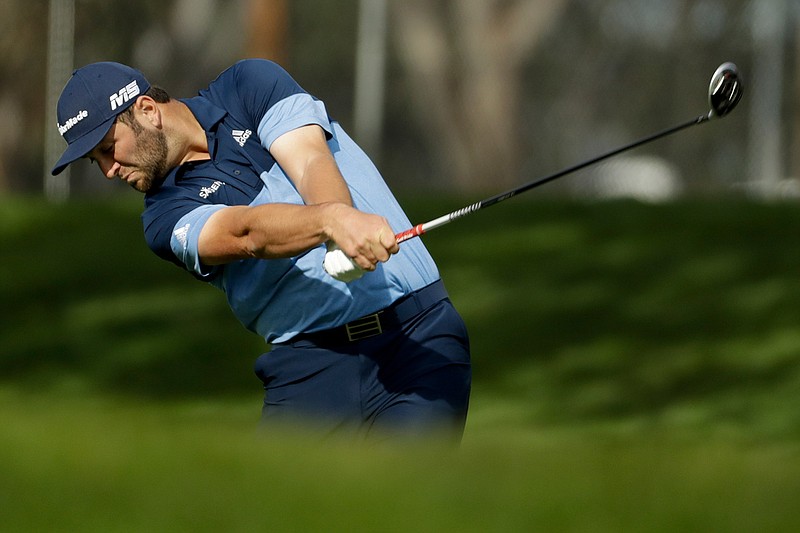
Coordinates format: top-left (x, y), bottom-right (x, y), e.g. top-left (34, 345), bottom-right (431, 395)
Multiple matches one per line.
top-left (396, 112), bottom-right (711, 243)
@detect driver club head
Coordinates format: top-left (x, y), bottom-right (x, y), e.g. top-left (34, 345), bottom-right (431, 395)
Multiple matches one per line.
top-left (708, 62), bottom-right (743, 118)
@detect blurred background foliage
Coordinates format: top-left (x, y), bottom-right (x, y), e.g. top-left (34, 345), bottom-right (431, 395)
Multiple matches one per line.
top-left (3, 5), bottom-right (800, 528)
top-left (3, 194), bottom-right (800, 442)
top-left (2, 0), bottom-right (799, 434)
top-left (1, 0), bottom-right (797, 200)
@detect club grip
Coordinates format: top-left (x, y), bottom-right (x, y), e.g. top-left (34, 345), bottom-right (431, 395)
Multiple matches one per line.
top-left (395, 224), bottom-right (425, 244)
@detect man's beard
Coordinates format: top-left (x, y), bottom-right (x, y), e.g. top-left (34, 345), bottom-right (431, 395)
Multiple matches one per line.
top-left (129, 125), bottom-right (169, 193)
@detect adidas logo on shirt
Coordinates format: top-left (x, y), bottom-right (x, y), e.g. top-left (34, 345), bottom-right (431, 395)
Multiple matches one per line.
top-left (232, 129), bottom-right (252, 147)
top-left (173, 223), bottom-right (190, 248)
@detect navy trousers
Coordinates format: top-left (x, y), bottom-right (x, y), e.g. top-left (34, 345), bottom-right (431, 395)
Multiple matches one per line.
top-left (254, 292), bottom-right (471, 441)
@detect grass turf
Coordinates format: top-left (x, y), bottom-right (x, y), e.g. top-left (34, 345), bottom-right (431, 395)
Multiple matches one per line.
top-left (2, 195), bottom-right (800, 531)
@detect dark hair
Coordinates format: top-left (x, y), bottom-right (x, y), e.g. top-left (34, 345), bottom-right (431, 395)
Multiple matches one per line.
top-left (146, 85), bottom-right (171, 103)
top-left (116, 85), bottom-right (171, 129)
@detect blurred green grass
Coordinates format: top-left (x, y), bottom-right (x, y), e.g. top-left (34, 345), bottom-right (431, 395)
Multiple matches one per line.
top-left (3, 388), bottom-right (800, 532)
top-left (3, 195), bottom-right (800, 531)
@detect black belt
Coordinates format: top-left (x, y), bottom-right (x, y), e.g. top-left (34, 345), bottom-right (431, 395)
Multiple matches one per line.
top-left (288, 280), bottom-right (448, 345)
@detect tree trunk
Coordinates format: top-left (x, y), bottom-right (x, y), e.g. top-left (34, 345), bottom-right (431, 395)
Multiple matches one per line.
top-left (244, 0), bottom-right (290, 66)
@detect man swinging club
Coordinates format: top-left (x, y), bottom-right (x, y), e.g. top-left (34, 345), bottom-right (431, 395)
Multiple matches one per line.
top-left (51, 60), bottom-right (471, 441)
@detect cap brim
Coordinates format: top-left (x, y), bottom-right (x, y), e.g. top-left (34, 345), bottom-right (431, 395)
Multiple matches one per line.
top-left (50, 115), bottom-right (116, 175)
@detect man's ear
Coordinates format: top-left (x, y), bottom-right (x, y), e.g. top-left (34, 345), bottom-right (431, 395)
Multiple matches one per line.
top-left (134, 95), bottom-right (161, 127)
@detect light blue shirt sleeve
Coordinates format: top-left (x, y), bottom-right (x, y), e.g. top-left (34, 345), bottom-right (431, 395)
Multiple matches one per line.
top-left (170, 204), bottom-right (229, 278)
top-left (257, 93), bottom-right (332, 149)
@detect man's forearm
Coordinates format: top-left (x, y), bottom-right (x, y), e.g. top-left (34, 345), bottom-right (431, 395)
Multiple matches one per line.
top-left (292, 151), bottom-right (354, 207)
top-left (198, 202), bottom-right (347, 265)
top-left (270, 124), bottom-right (353, 207)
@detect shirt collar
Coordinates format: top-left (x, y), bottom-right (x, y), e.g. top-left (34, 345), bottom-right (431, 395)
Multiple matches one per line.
top-left (181, 96), bottom-right (227, 159)
top-left (181, 96), bottom-right (227, 132)
top-left (151, 97), bottom-right (227, 187)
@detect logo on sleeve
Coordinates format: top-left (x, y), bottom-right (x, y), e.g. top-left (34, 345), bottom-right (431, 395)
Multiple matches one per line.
top-left (199, 180), bottom-right (224, 199)
top-left (173, 223), bottom-right (190, 249)
top-left (232, 129), bottom-right (252, 147)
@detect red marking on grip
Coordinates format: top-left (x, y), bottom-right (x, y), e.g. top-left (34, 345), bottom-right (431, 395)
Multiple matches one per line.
top-left (395, 224), bottom-right (425, 243)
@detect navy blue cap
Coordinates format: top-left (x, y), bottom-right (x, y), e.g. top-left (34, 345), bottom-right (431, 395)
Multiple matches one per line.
top-left (51, 62), bottom-right (151, 175)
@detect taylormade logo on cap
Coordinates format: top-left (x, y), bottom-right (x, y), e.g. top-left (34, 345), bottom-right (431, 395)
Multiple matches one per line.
top-left (109, 80), bottom-right (141, 111)
top-left (57, 109), bottom-right (89, 136)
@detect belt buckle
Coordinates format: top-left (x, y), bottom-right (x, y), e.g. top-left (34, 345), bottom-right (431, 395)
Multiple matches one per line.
top-left (346, 312), bottom-right (383, 342)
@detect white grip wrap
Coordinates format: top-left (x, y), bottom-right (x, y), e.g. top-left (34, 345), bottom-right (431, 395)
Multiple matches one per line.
top-left (323, 243), bottom-right (365, 283)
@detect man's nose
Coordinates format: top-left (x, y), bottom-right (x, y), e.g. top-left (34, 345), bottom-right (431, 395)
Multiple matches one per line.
top-left (103, 160), bottom-right (121, 180)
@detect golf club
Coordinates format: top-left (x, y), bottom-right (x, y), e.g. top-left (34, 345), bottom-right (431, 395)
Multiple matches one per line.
top-left (394, 61), bottom-right (743, 244)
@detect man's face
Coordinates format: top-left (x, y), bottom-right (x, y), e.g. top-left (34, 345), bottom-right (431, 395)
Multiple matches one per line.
top-left (86, 115), bottom-right (169, 193)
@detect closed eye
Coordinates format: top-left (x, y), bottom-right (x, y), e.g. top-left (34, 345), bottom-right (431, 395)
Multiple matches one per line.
top-left (88, 144), bottom-right (114, 165)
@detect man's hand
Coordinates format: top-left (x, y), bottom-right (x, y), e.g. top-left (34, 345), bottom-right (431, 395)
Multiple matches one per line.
top-left (323, 203), bottom-right (399, 273)
top-left (323, 242), bottom-right (364, 282)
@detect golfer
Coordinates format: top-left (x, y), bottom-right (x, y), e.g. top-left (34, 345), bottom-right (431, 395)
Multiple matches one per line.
top-left (51, 60), bottom-right (471, 441)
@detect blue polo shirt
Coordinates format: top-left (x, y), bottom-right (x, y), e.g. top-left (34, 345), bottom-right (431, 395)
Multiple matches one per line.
top-left (142, 59), bottom-right (439, 343)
